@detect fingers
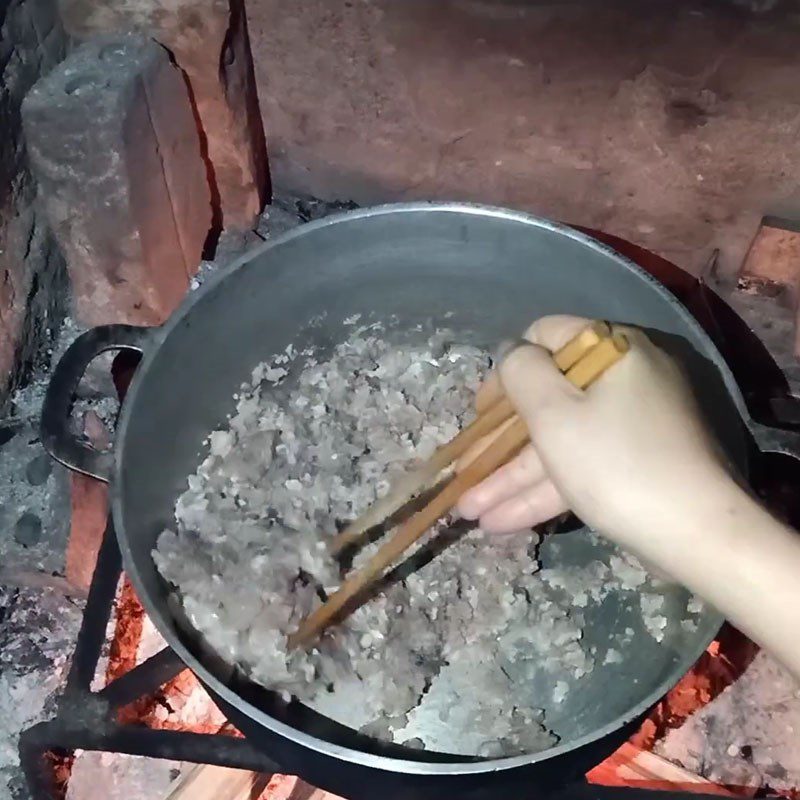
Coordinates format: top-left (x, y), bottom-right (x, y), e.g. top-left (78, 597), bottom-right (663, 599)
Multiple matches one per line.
top-left (475, 316), bottom-right (595, 413)
top-left (524, 315), bottom-right (593, 353)
top-left (457, 444), bottom-right (547, 520)
top-left (500, 343), bottom-right (580, 423)
top-left (480, 480), bottom-right (568, 535)
top-left (456, 416), bottom-right (516, 473)
top-left (475, 370), bottom-right (503, 414)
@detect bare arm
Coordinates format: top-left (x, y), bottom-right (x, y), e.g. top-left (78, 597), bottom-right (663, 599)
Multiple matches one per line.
top-left (653, 478), bottom-right (800, 679)
top-left (457, 315), bottom-right (800, 681)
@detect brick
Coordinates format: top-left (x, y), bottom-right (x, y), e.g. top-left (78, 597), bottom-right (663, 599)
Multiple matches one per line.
top-left (263, 775), bottom-right (302, 800)
top-left (58, 0), bottom-right (268, 230)
top-left (65, 411), bottom-right (110, 592)
top-left (22, 35), bottom-right (212, 325)
top-left (66, 471), bottom-right (109, 591)
top-left (737, 216), bottom-right (800, 357)
top-left (739, 216), bottom-right (800, 292)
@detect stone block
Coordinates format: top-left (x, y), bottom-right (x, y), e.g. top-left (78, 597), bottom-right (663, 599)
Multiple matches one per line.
top-left (58, 0), bottom-right (269, 231)
top-left (22, 35), bottom-right (212, 325)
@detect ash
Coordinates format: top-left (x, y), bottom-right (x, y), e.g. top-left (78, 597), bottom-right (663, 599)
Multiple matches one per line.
top-left (154, 323), bottom-right (684, 757)
top-left (0, 586), bottom-right (83, 799)
top-left (656, 651), bottom-right (800, 793)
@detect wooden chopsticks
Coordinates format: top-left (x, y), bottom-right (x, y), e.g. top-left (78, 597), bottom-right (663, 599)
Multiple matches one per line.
top-left (329, 394), bottom-right (518, 555)
top-left (288, 321), bottom-right (629, 650)
top-left (329, 319), bottom-right (614, 556)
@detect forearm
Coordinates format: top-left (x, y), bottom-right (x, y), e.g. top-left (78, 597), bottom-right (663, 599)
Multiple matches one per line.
top-left (637, 477), bottom-right (800, 682)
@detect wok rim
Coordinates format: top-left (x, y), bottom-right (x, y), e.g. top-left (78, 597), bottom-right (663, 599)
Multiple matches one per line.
top-left (113, 201), bottom-right (733, 775)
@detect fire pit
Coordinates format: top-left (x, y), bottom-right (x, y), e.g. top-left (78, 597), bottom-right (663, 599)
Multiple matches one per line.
top-left (14, 205), bottom-right (800, 800)
top-left (2, 0), bottom-right (800, 797)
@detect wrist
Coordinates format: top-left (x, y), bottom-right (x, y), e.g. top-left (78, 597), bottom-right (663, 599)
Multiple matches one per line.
top-left (630, 470), bottom-right (779, 597)
top-left (607, 463), bottom-right (745, 568)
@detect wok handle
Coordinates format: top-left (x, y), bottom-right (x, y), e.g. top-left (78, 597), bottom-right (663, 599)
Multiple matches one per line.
top-left (748, 418), bottom-right (800, 462)
top-left (40, 324), bottom-right (151, 483)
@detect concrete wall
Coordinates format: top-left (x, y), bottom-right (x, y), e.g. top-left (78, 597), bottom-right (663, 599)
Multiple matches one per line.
top-left (246, 0), bottom-right (800, 280)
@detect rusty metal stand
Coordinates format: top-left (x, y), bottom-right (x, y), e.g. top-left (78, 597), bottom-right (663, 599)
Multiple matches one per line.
top-left (18, 518), bottom-right (279, 800)
top-left (17, 489), bottom-right (737, 800)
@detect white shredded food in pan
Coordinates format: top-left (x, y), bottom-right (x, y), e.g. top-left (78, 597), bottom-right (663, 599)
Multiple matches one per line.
top-left (153, 324), bottom-right (704, 757)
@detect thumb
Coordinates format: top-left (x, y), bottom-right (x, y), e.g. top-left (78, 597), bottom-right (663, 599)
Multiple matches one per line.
top-left (499, 343), bottom-right (579, 422)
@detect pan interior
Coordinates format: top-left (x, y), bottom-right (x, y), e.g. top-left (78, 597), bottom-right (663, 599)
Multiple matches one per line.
top-left (117, 206), bottom-right (734, 762)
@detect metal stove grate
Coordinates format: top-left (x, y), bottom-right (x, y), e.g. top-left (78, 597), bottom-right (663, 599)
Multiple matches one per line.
top-left (16, 520), bottom-right (727, 800)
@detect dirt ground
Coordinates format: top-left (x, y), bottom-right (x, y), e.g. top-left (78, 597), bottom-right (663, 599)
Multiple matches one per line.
top-left (246, 0), bottom-right (800, 278)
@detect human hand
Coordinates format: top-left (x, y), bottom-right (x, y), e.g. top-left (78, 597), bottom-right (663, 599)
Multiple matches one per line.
top-left (457, 315), bottom-right (732, 557)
